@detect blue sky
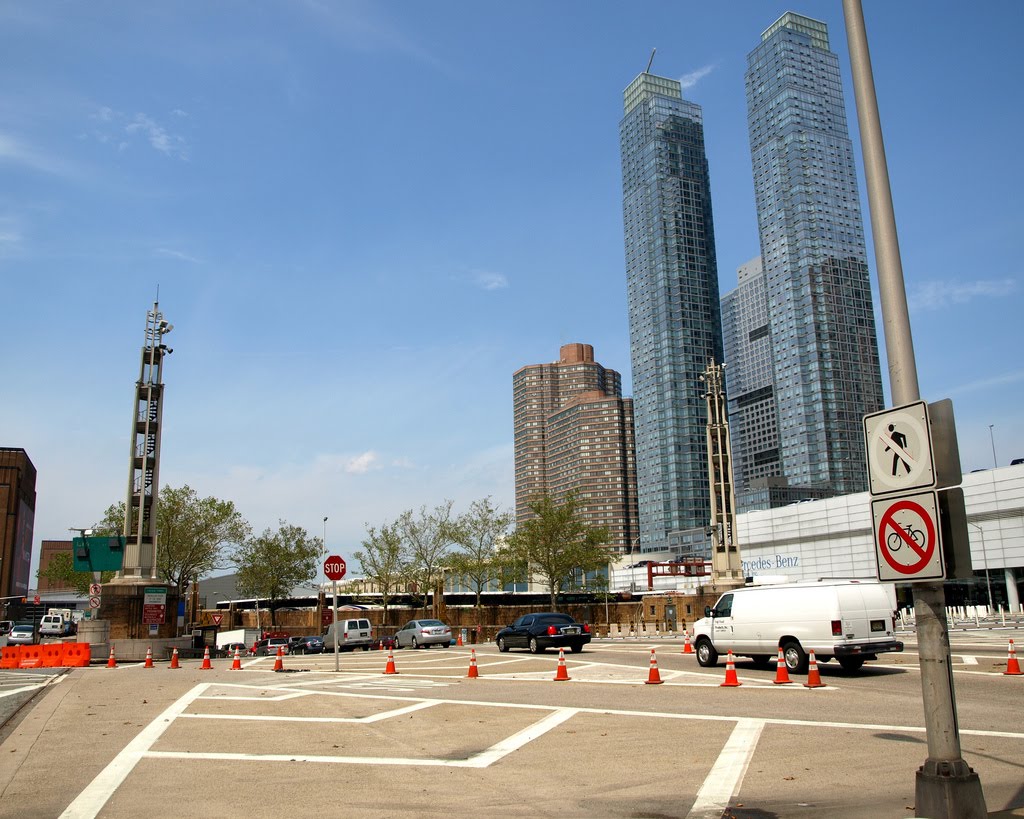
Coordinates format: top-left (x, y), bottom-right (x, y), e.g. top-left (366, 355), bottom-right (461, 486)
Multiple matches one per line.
top-left (3, 1), bottom-right (1022, 578)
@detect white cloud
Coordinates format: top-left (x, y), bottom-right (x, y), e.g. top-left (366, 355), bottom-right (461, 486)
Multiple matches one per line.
top-left (345, 451), bottom-right (378, 474)
top-left (156, 247), bottom-right (203, 264)
top-left (126, 113), bottom-right (188, 159)
top-left (679, 64), bottom-right (715, 90)
top-left (87, 106), bottom-right (189, 160)
top-left (473, 270), bottom-right (508, 291)
top-left (0, 131), bottom-right (74, 176)
top-left (909, 278), bottom-right (1017, 311)
top-left (944, 369), bottom-right (1024, 397)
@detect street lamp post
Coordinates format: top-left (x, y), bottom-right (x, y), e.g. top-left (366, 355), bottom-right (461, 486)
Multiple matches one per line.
top-left (967, 522), bottom-right (994, 613)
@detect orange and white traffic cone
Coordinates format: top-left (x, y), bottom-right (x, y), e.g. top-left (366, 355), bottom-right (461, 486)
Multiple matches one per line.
top-left (553, 648), bottom-right (571, 682)
top-left (200, 646), bottom-right (213, 670)
top-left (720, 650), bottom-right (741, 687)
top-left (645, 648), bottom-right (664, 685)
top-left (106, 645), bottom-right (117, 669)
top-left (456, 632), bottom-right (463, 647)
top-left (143, 647), bottom-right (154, 668)
top-left (682, 633), bottom-right (694, 654)
top-left (804, 649), bottom-right (826, 688)
top-left (383, 647), bottom-right (398, 675)
top-left (273, 646), bottom-right (284, 672)
top-left (1004, 639), bottom-right (1022, 676)
top-left (773, 647), bottom-right (793, 685)
top-left (231, 647), bottom-right (242, 671)
top-left (169, 647), bottom-right (180, 669)
top-left (467, 648), bottom-right (479, 678)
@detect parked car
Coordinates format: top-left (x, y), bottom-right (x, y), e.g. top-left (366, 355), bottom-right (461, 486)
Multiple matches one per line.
top-left (8, 624), bottom-right (35, 645)
top-left (495, 613), bottom-right (591, 654)
top-left (263, 636), bottom-right (291, 656)
top-left (221, 642), bottom-right (248, 658)
top-left (292, 636), bottom-right (324, 655)
top-left (394, 619), bottom-right (452, 649)
top-left (39, 614), bottom-right (73, 638)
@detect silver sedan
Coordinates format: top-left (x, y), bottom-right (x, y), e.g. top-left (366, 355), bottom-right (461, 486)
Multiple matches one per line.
top-left (394, 619), bottom-right (452, 649)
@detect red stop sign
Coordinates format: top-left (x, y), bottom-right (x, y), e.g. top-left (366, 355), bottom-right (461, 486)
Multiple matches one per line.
top-left (324, 555), bottom-right (347, 581)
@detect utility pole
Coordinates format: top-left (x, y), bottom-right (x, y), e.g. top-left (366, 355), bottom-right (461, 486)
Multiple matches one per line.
top-left (842, 2), bottom-right (986, 816)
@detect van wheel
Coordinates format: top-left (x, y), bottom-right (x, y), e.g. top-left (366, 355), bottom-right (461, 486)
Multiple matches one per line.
top-left (782, 641), bottom-right (808, 674)
top-left (837, 656), bottom-right (864, 672)
top-left (695, 638), bottom-right (718, 667)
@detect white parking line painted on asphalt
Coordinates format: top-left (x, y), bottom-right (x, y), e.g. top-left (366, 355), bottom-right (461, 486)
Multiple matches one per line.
top-left (58, 682), bottom-right (210, 819)
top-left (145, 706), bottom-right (579, 769)
top-left (688, 718), bottom-right (765, 819)
top-left (960, 655), bottom-right (979, 665)
top-left (181, 698), bottom-right (440, 724)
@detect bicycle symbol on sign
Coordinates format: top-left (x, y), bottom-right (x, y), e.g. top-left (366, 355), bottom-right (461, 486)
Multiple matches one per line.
top-left (886, 523), bottom-right (924, 552)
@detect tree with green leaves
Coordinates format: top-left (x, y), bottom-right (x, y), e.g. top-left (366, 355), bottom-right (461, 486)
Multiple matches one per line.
top-left (353, 520), bottom-right (406, 618)
top-left (447, 497), bottom-right (514, 609)
top-left (397, 501), bottom-right (454, 608)
top-left (507, 492), bottom-right (609, 610)
top-left (37, 553), bottom-right (114, 596)
top-left (94, 485), bottom-right (250, 595)
top-left (234, 521), bottom-right (321, 626)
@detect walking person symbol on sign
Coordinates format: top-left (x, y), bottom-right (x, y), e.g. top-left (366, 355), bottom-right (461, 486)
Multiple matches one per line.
top-left (884, 424), bottom-right (911, 477)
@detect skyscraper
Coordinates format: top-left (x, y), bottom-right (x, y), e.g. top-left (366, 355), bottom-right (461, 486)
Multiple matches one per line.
top-left (513, 344), bottom-right (638, 554)
top-left (740, 12), bottom-right (884, 499)
top-left (620, 73), bottom-right (723, 553)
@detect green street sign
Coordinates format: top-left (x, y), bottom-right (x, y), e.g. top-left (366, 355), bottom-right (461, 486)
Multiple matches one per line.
top-left (72, 536), bottom-right (126, 572)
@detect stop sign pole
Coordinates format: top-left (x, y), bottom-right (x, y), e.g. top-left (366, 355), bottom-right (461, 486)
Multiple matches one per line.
top-left (324, 555), bottom-right (347, 672)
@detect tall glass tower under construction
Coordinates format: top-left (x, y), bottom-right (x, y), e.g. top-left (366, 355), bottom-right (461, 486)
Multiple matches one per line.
top-left (620, 72), bottom-right (723, 553)
top-left (740, 12), bottom-right (884, 498)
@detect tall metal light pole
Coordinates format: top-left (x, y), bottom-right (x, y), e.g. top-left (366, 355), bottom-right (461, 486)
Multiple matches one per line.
top-left (967, 522), bottom-right (994, 612)
top-left (843, 2), bottom-right (986, 814)
top-left (988, 425), bottom-right (997, 468)
top-left (322, 517), bottom-right (328, 583)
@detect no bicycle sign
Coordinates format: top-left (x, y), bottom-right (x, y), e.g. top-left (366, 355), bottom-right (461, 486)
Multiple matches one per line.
top-left (871, 490), bottom-right (945, 583)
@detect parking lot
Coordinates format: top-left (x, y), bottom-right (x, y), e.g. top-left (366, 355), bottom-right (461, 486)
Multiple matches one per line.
top-left (1, 633), bottom-right (1022, 818)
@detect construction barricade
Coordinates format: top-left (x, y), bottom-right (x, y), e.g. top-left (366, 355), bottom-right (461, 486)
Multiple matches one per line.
top-left (41, 643), bottom-right (65, 668)
top-left (18, 645), bottom-right (43, 668)
top-left (0, 646), bottom-right (20, 669)
top-left (61, 642), bottom-right (91, 667)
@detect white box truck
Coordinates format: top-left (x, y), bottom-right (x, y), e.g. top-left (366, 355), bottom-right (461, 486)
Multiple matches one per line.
top-left (692, 579), bottom-right (903, 673)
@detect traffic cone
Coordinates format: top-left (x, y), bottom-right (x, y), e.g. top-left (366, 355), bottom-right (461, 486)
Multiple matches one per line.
top-left (200, 646), bottom-right (213, 670)
top-left (467, 648), bottom-right (479, 678)
top-left (773, 647), bottom-right (793, 685)
top-left (273, 646), bottom-right (284, 672)
top-left (682, 633), bottom-right (694, 654)
top-left (384, 648), bottom-right (398, 675)
top-left (645, 648), bottom-right (664, 685)
top-left (804, 650), bottom-right (826, 688)
top-left (106, 645), bottom-right (117, 669)
top-left (143, 647), bottom-right (153, 668)
top-left (553, 648), bottom-right (571, 681)
top-left (169, 647), bottom-right (180, 669)
top-left (231, 647), bottom-right (242, 671)
top-left (1004, 639), bottom-right (1022, 676)
top-left (720, 651), bottom-right (741, 687)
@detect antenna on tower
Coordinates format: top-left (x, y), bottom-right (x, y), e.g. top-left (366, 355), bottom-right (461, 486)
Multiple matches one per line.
top-left (646, 48), bottom-right (657, 74)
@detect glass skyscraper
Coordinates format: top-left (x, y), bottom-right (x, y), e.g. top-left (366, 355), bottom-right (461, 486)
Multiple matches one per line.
top-left (620, 73), bottom-right (723, 553)
top-left (741, 12), bottom-right (884, 498)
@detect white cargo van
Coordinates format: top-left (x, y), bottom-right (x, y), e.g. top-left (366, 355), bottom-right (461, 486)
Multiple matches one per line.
top-left (692, 579), bottom-right (903, 673)
top-left (324, 617), bottom-right (373, 652)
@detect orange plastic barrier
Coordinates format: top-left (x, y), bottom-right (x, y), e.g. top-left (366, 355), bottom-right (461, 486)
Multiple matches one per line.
top-left (61, 642), bottom-right (91, 667)
top-left (18, 645), bottom-right (43, 668)
top-left (0, 646), bottom-right (20, 669)
top-left (41, 643), bottom-right (64, 668)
